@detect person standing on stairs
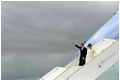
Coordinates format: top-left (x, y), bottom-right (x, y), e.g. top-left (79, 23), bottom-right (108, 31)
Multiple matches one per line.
top-left (73, 42), bottom-right (87, 66)
top-left (87, 43), bottom-right (97, 61)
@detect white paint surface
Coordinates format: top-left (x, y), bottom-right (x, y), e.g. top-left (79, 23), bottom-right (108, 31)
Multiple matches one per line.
top-left (68, 39), bottom-right (119, 80)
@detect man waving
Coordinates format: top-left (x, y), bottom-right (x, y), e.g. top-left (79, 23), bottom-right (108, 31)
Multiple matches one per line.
top-left (73, 41), bottom-right (87, 66)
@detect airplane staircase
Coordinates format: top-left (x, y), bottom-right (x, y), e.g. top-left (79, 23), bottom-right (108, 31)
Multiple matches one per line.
top-left (39, 38), bottom-right (119, 80)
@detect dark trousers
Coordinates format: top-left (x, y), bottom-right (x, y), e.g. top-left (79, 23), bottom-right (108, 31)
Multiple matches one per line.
top-left (79, 56), bottom-right (86, 66)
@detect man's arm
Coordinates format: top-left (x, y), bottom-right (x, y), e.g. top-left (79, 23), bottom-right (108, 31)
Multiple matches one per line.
top-left (73, 41), bottom-right (81, 49)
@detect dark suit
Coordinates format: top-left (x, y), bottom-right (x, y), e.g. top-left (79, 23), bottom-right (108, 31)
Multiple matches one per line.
top-left (74, 44), bottom-right (87, 66)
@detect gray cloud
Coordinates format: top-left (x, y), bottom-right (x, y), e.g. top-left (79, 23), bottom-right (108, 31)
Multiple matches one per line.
top-left (1, 1), bottom-right (119, 80)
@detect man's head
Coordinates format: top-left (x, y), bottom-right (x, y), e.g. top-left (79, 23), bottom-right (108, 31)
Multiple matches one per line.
top-left (80, 43), bottom-right (84, 47)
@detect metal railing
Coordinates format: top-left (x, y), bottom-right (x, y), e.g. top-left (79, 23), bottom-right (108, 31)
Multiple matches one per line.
top-left (40, 38), bottom-right (117, 80)
top-left (55, 38), bottom-right (114, 80)
top-left (67, 39), bottom-right (118, 80)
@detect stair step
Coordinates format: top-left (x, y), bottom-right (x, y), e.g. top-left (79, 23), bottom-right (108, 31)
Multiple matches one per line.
top-left (55, 66), bottom-right (82, 80)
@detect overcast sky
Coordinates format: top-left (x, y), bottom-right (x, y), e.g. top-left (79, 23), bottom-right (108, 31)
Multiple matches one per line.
top-left (1, 1), bottom-right (119, 80)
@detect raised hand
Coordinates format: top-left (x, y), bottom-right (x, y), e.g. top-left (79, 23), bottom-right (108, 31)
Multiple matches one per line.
top-left (82, 57), bottom-right (84, 60)
top-left (73, 41), bottom-right (75, 44)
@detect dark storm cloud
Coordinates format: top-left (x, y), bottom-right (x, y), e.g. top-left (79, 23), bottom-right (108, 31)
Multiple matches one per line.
top-left (1, 1), bottom-right (119, 80)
